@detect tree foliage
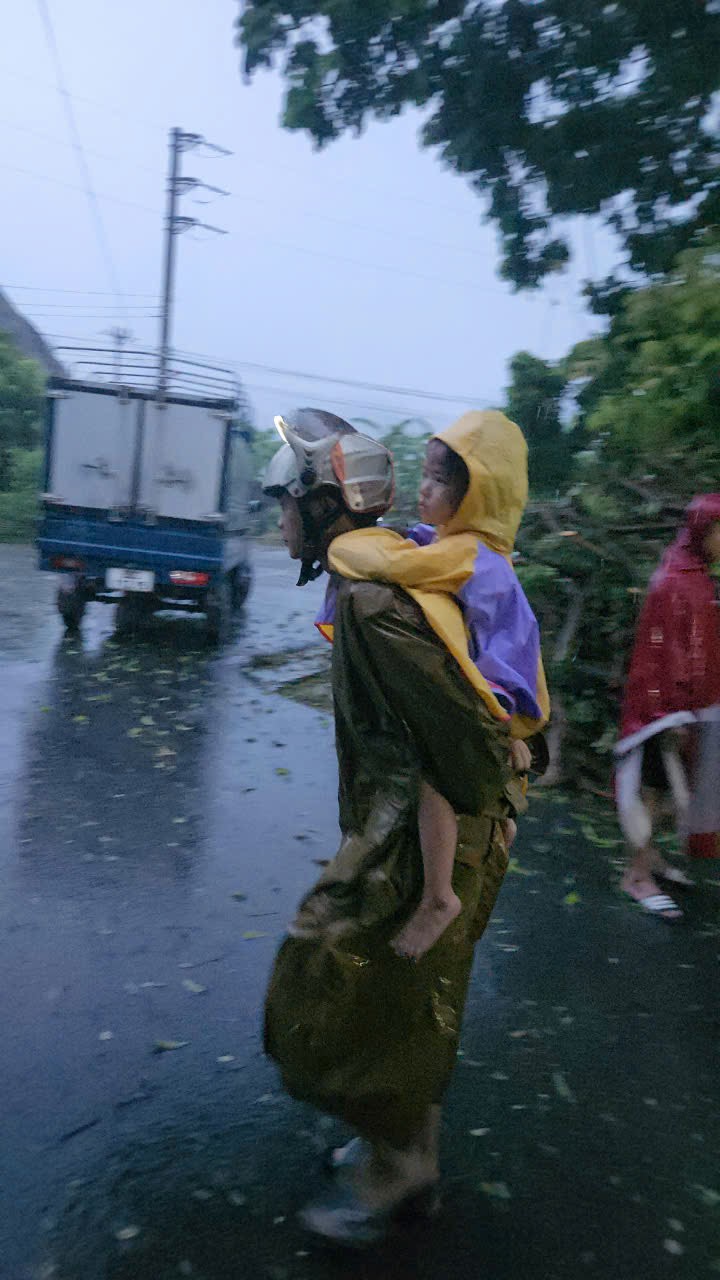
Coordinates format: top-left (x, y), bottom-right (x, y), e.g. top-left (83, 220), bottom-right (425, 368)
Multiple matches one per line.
top-left (505, 350), bottom-right (576, 494)
top-left (515, 237), bottom-right (720, 787)
top-left (236, 1), bottom-right (720, 295)
top-left (0, 332), bottom-right (44, 492)
top-left (0, 332), bottom-right (44, 447)
top-left (571, 238), bottom-right (720, 470)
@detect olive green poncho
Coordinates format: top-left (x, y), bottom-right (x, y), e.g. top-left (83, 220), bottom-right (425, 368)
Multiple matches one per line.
top-left (265, 580), bottom-right (514, 1147)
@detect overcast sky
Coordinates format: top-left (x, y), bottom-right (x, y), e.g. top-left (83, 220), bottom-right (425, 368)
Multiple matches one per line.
top-left (1, 0), bottom-right (613, 433)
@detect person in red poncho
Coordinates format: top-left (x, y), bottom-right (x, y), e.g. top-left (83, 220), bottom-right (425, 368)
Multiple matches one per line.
top-left (615, 494), bottom-right (720, 920)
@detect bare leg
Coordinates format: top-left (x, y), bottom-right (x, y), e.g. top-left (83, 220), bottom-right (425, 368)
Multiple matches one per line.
top-left (621, 791), bottom-right (681, 919)
top-left (391, 782), bottom-right (461, 960)
top-left (503, 817), bottom-right (517, 850)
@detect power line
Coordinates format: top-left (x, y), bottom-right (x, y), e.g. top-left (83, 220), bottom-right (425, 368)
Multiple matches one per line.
top-left (228, 189), bottom-right (495, 263)
top-left (26, 312), bottom-right (159, 321)
top-left (0, 60), bottom-right (475, 222)
top-left (2, 152), bottom-right (545, 298)
top-left (0, 61), bottom-right (168, 133)
top-left (173, 347), bottom-right (489, 407)
top-left (235, 233), bottom-right (512, 298)
top-left (242, 381), bottom-right (449, 422)
top-left (35, 0), bottom-right (127, 315)
top-left (0, 160), bottom-right (162, 215)
top-left (2, 283), bottom-right (158, 298)
top-left (0, 156), bottom-right (589, 306)
top-left (37, 329), bottom-right (488, 413)
top-left (0, 117), bottom-right (500, 263)
top-left (24, 311), bottom-right (159, 319)
top-left (0, 116), bottom-right (159, 177)
top-left (18, 301), bottom-right (160, 312)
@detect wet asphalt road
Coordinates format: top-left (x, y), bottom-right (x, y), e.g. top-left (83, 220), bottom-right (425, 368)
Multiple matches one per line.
top-left (1, 544), bottom-right (719, 1280)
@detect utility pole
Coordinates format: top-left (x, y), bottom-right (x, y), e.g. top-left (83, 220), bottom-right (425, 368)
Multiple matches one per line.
top-left (157, 127), bottom-right (231, 395)
top-left (103, 326), bottom-right (134, 379)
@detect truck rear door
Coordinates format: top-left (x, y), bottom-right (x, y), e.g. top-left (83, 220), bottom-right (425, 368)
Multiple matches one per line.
top-left (48, 386), bottom-right (136, 511)
top-left (138, 400), bottom-right (228, 522)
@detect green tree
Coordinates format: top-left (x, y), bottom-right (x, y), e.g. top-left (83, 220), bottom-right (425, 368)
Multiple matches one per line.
top-left (236, 1), bottom-right (720, 295)
top-left (505, 351), bottom-right (574, 494)
top-left (512, 237), bottom-right (720, 786)
top-left (0, 332), bottom-right (44, 492)
top-left (576, 239), bottom-right (720, 482)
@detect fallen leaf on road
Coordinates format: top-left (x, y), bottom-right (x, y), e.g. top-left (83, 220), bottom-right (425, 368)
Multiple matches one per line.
top-left (692, 1185), bottom-right (720, 1208)
top-left (275, 767), bottom-right (290, 777)
top-left (563, 891), bottom-right (581, 907)
top-left (580, 824), bottom-right (623, 848)
top-left (507, 858), bottom-right (535, 876)
top-left (242, 931), bottom-right (268, 940)
top-left (481, 1181), bottom-right (512, 1200)
top-left (231, 892), bottom-right (248, 901)
top-left (552, 1071), bottom-right (576, 1103)
top-left (153, 1040), bottom-right (189, 1053)
top-left (469, 1128), bottom-right (490, 1137)
top-left (115, 1226), bottom-right (140, 1241)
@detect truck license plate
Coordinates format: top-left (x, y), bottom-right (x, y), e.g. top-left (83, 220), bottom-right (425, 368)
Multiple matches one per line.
top-left (106, 568), bottom-right (155, 593)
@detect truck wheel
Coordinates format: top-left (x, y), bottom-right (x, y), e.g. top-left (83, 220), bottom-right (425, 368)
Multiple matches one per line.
top-left (231, 563), bottom-right (252, 610)
top-left (57, 587), bottom-right (86, 632)
top-left (206, 578), bottom-right (232, 642)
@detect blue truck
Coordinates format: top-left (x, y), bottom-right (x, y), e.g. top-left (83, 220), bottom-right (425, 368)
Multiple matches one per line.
top-left (38, 372), bottom-right (254, 639)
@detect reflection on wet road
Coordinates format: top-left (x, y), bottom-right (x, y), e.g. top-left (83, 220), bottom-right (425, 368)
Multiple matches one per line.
top-left (1, 545), bottom-right (719, 1280)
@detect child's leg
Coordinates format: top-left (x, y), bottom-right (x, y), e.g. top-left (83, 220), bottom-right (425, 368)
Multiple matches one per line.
top-left (391, 780), bottom-right (461, 961)
top-left (503, 817), bottom-right (517, 850)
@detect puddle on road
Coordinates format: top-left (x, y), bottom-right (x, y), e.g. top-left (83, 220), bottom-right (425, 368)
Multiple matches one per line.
top-left (245, 646), bottom-right (333, 714)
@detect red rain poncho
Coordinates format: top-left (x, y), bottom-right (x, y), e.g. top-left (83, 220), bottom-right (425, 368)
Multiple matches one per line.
top-left (616, 494), bottom-right (720, 857)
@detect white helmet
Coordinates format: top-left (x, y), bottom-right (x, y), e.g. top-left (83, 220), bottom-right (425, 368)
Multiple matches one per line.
top-left (262, 408), bottom-right (394, 517)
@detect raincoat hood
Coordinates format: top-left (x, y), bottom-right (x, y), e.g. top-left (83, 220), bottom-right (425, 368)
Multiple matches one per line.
top-left (664, 492), bottom-right (720, 570)
top-left (434, 411), bottom-right (528, 554)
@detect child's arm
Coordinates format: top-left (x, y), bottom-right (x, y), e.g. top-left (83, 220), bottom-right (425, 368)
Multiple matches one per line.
top-left (329, 526), bottom-right (478, 594)
top-left (510, 739), bottom-right (532, 773)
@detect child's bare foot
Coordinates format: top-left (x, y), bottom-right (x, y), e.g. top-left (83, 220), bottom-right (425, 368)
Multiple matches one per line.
top-left (391, 892), bottom-right (462, 961)
top-left (503, 818), bottom-right (517, 850)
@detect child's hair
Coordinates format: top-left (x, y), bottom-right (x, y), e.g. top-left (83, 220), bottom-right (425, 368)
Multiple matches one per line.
top-left (427, 439), bottom-right (470, 514)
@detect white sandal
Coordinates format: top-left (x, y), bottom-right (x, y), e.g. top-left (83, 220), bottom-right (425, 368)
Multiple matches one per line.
top-left (634, 892), bottom-right (683, 921)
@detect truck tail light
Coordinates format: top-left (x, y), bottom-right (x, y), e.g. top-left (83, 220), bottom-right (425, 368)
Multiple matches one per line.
top-left (169, 571), bottom-right (210, 586)
top-left (51, 556), bottom-right (86, 571)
